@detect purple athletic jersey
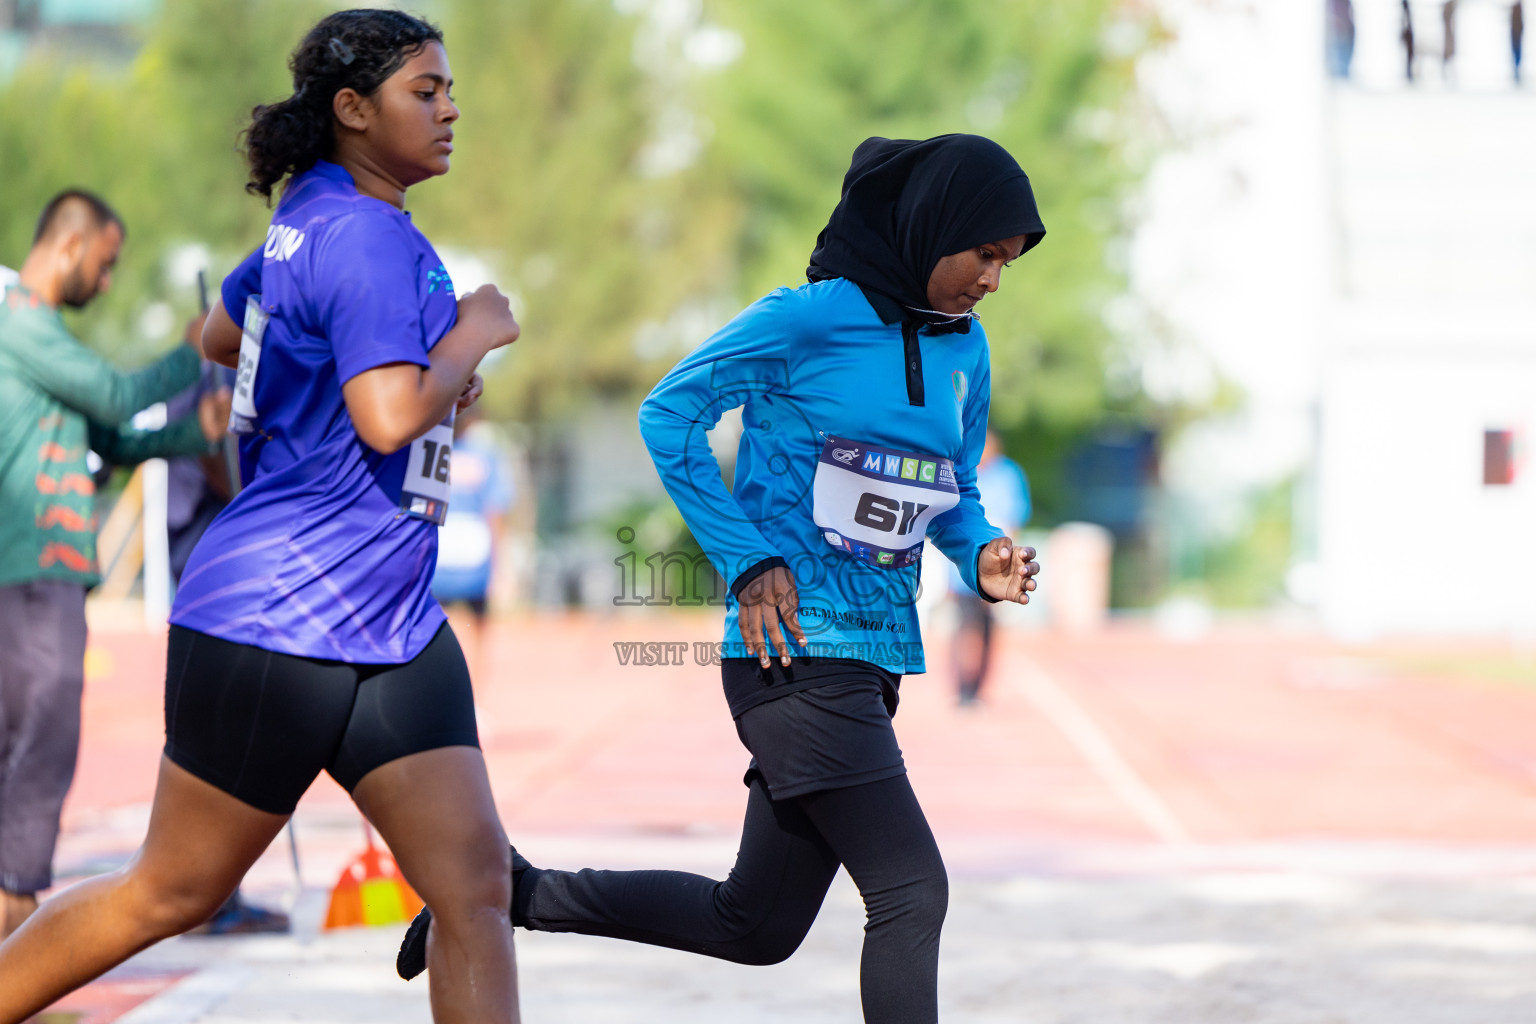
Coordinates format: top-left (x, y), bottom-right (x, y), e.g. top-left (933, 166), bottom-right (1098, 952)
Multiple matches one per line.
top-left (170, 161), bottom-right (455, 663)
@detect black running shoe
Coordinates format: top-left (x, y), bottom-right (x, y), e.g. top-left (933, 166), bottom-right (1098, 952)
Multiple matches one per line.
top-left (396, 845), bottom-right (533, 981)
top-left (396, 901), bottom-right (432, 980)
top-left (188, 890), bottom-right (291, 936)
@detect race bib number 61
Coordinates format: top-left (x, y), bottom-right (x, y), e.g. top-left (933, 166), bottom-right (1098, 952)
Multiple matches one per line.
top-left (811, 434), bottom-right (959, 569)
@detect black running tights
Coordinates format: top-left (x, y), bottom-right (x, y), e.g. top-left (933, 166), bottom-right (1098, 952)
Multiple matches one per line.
top-left (515, 773), bottom-right (947, 1024)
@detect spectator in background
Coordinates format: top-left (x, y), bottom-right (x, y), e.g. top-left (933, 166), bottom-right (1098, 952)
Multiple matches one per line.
top-left (0, 191), bottom-right (227, 938)
top-left (1442, 1), bottom-right (1459, 82)
top-left (950, 429), bottom-right (1031, 707)
top-left (1514, 1), bottom-right (1526, 83)
top-left (1402, 0), bottom-right (1417, 81)
top-left (431, 407), bottom-right (514, 677)
top-left (164, 364), bottom-right (235, 580)
top-left (1326, 0), bottom-right (1357, 79)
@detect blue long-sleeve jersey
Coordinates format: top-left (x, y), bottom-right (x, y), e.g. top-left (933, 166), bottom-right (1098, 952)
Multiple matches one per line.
top-left (638, 276), bottom-right (1005, 675)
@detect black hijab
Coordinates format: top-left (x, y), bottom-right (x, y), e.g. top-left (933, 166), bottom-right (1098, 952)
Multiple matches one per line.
top-left (806, 134), bottom-right (1046, 319)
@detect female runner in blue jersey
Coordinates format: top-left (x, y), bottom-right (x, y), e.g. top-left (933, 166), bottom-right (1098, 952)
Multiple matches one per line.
top-left (400, 134), bottom-right (1044, 1024)
top-left (0, 11), bottom-right (524, 1023)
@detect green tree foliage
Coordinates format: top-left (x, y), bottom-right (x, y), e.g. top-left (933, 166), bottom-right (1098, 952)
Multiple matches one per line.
top-left (707, 0), bottom-right (1147, 414)
top-left (0, 0), bottom-right (315, 357)
top-left (0, 0), bottom-right (1154, 461)
top-left (698, 0), bottom-right (1154, 522)
top-left (411, 0), bottom-right (740, 422)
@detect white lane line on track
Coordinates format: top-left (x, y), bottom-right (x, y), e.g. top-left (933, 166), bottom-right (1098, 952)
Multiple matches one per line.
top-left (114, 963), bottom-right (253, 1024)
top-left (1016, 655), bottom-right (1192, 844)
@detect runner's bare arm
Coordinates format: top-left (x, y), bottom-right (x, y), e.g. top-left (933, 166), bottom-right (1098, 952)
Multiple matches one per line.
top-left (343, 285), bottom-right (517, 455)
top-left (200, 299), bottom-right (241, 369)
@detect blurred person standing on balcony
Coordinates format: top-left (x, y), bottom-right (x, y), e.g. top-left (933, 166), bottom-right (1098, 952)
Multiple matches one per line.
top-left (0, 191), bottom-right (226, 938)
top-left (1326, 0), bottom-right (1357, 79)
top-left (1442, 1), bottom-right (1459, 82)
top-left (1514, 1), bottom-right (1525, 83)
top-left (950, 429), bottom-right (1030, 707)
top-left (1402, 0), bottom-right (1417, 81)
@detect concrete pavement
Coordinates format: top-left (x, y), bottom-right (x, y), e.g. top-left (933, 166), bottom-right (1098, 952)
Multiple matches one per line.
top-left (45, 837), bottom-right (1536, 1023)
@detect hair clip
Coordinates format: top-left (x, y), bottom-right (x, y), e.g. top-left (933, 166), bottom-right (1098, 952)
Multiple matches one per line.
top-left (328, 37), bottom-right (355, 65)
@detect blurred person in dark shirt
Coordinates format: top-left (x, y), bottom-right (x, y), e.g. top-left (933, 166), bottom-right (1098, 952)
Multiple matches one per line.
top-left (948, 430), bottom-right (1031, 707)
top-left (158, 364), bottom-right (291, 935)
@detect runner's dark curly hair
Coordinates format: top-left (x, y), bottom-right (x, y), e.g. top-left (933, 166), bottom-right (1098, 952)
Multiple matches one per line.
top-left (243, 9), bottom-right (442, 200)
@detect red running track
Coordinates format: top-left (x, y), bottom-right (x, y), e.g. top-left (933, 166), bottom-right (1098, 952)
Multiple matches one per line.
top-left (64, 611), bottom-right (1536, 864)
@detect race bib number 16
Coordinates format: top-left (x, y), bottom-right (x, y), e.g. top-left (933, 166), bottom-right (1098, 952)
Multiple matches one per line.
top-left (228, 295), bottom-right (268, 435)
top-left (401, 413), bottom-right (454, 524)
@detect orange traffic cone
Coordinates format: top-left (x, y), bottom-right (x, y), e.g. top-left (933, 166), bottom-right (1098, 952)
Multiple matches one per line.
top-left (324, 820), bottom-right (423, 929)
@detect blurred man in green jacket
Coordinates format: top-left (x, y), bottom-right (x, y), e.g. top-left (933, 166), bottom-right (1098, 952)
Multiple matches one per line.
top-left (0, 190), bottom-right (228, 937)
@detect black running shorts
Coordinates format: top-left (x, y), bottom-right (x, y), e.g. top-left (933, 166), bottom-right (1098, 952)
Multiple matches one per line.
top-left (163, 623), bottom-right (480, 815)
top-left (727, 658), bottom-right (906, 800)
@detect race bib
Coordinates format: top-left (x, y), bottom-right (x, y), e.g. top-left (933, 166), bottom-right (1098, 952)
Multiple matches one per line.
top-left (401, 414), bottom-right (454, 524)
top-left (812, 434), bottom-right (959, 569)
top-left (228, 295), bottom-right (268, 435)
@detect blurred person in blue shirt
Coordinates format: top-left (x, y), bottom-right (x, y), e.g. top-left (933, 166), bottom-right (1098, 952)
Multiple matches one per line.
top-left (950, 429), bottom-right (1030, 706)
top-left (432, 407), bottom-right (514, 670)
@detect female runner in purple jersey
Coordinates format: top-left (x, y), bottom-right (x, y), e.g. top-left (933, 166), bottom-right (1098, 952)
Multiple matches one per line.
top-left (0, 11), bottom-right (523, 1024)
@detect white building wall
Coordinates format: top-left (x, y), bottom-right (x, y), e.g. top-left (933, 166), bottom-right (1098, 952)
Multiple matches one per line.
top-left (1317, 67), bottom-right (1536, 638)
top-left (1136, 0), bottom-right (1532, 635)
top-left (1319, 344), bottom-right (1536, 637)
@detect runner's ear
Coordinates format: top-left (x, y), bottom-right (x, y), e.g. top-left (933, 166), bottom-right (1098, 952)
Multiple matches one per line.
top-left (333, 87), bottom-right (372, 132)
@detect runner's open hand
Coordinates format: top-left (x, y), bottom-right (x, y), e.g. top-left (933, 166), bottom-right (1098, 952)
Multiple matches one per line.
top-left (737, 566), bottom-right (808, 669)
top-left (977, 538), bottom-right (1038, 604)
top-left (455, 372), bottom-right (483, 413)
